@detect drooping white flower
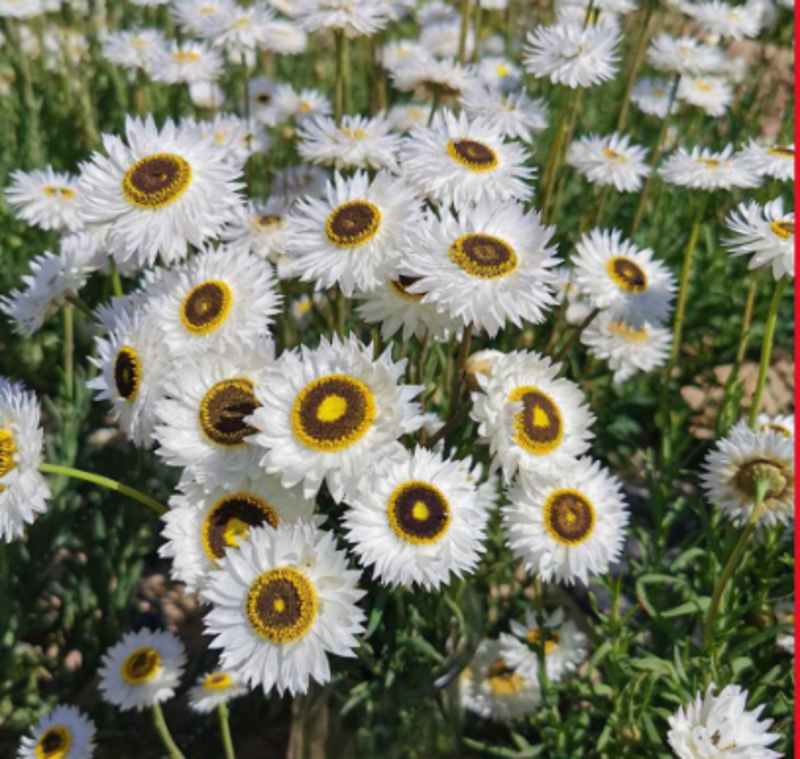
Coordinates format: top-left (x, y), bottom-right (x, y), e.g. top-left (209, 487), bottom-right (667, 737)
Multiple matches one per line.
top-left (724, 198), bottom-right (794, 280)
top-left (678, 76), bottom-right (733, 117)
top-left (659, 145), bottom-right (760, 191)
top-left (5, 166), bottom-right (84, 232)
top-left (297, 0), bottom-right (391, 38)
top-left (738, 141), bottom-right (795, 182)
top-left (460, 83), bottom-right (548, 143)
top-left (688, 0), bottom-right (764, 39)
top-left (631, 76), bottom-right (680, 118)
top-left (647, 33), bottom-right (725, 76)
top-left (567, 132), bottom-right (650, 192)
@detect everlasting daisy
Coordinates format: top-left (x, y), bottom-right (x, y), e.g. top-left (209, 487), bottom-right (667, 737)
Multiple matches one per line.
top-left (221, 198), bottom-right (293, 260)
top-left (99, 629), bottom-right (186, 712)
top-left (739, 141), bottom-right (795, 182)
top-left (386, 103), bottom-right (430, 133)
top-left (249, 334), bottom-right (423, 501)
top-left (0, 380), bottom-right (50, 543)
top-left (267, 83), bottom-right (332, 125)
top-left (581, 313), bottom-right (672, 383)
top-left (504, 457), bottom-right (629, 584)
top-left (261, 19), bottom-right (308, 55)
top-left (101, 29), bottom-right (166, 72)
top-left (172, 0), bottom-right (234, 35)
top-left (689, 0), bottom-right (763, 39)
top-left (380, 39), bottom-right (425, 71)
top-left (573, 228), bottom-right (675, 327)
top-left (196, 113), bottom-right (267, 167)
top-left (297, 113), bottom-right (402, 172)
top-left (567, 132), bottom-right (650, 192)
top-left (470, 351), bottom-right (595, 480)
top-left (188, 671), bottom-right (249, 713)
top-left (248, 75), bottom-right (278, 115)
top-left (202, 522), bottom-right (366, 696)
top-left (402, 200), bottom-right (561, 337)
top-left (724, 198), bottom-right (794, 280)
top-left (389, 50), bottom-right (472, 103)
top-left (476, 56), bottom-right (522, 90)
top-left (190, 81), bottom-right (226, 109)
top-left (17, 705), bottom-right (95, 759)
top-left (272, 165), bottom-right (329, 203)
top-left (5, 166), bottom-right (83, 232)
top-left (298, 0), bottom-right (391, 38)
top-left (678, 76), bottom-right (733, 117)
top-left (668, 685), bottom-right (782, 759)
top-left (286, 170), bottom-right (423, 296)
top-left (461, 639), bottom-right (541, 723)
top-left (154, 338), bottom-right (275, 492)
top-left (402, 110), bottom-right (534, 209)
top-left (198, 1), bottom-right (275, 52)
top-left (500, 608), bottom-right (588, 683)
top-left (78, 116), bottom-right (244, 267)
top-left (148, 40), bottom-right (223, 84)
top-left (631, 76), bottom-right (680, 118)
top-left (343, 446), bottom-right (489, 589)
top-left (553, 266), bottom-right (594, 324)
top-left (460, 83), bottom-right (548, 143)
top-left (647, 33), bottom-right (724, 76)
top-left (755, 413), bottom-right (794, 440)
top-left (659, 145), bottom-right (760, 191)
top-left (701, 421), bottom-right (794, 529)
top-left (160, 470), bottom-right (317, 592)
top-left (524, 21), bottom-right (620, 89)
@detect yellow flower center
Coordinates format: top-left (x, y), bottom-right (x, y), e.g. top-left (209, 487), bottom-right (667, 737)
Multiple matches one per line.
top-left (486, 659), bottom-right (526, 696)
top-left (543, 489), bottom-right (596, 546)
top-left (122, 153), bottom-right (192, 209)
top-left (609, 320), bottom-right (648, 342)
top-left (767, 146), bottom-right (794, 159)
top-left (770, 220), bottom-right (794, 240)
top-left (204, 672), bottom-right (233, 690)
top-left (253, 213), bottom-right (283, 231)
top-left (199, 378), bottom-right (261, 448)
top-left (387, 480), bottom-right (451, 545)
top-left (180, 279), bottom-right (233, 336)
top-left (446, 139), bottom-right (499, 172)
top-left (449, 233), bottom-right (518, 279)
top-left (172, 50), bottom-right (201, 63)
top-left (202, 492), bottom-right (279, 561)
top-left (42, 186), bottom-right (76, 199)
top-left (113, 345), bottom-right (142, 402)
top-left (389, 275), bottom-right (425, 302)
top-left (694, 80), bottom-right (713, 92)
top-left (246, 567), bottom-right (318, 644)
top-left (0, 429), bottom-right (18, 488)
top-left (35, 726), bottom-right (73, 759)
top-left (121, 646), bottom-right (162, 685)
top-left (525, 628), bottom-right (560, 655)
top-left (759, 422), bottom-right (792, 438)
top-left (510, 386), bottom-right (564, 456)
top-left (607, 256), bottom-right (648, 293)
top-left (339, 127), bottom-right (367, 140)
top-left (326, 200), bottom-right (382, 248)
top-left (603, 148), bottom-right (627, 164)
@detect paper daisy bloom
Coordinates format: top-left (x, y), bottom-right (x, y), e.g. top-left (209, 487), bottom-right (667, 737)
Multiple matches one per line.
top-left (195, 113), bottom-right (266, 168)
top-left (88, 307), bottom-right (171, 449)
top-left (460, 639), bottom-right (541, 723)
top-left (154, 338), bottom-right (275, 492)
top-left (17, 705), bottom-right (95, 759)
top-left (261, 19), bottom-right (308, 55)
top-left (147, 245), bottom-right (280, 358)
top-left (701, 421), bottom-right (794, 529)
top-left (689, 0), bottom-right (763, 39)
top-left (221, 199), bottom-right (293, 260)
top-left (267, 84), bottom-right (332, 125)
top-left (659, 145), bottom-right (761, 191)
top-left (647, 34), bottom-right (725, 76)
top-left (523, 21), bottom-right (620, 88)
top-left (739, 141), bottom-right (795, 182)
top-left (460, 83), bottom-right (548, 143)
top-left (755, 413), bottom-right (794, 440)
top-left (343, 446), bottom-right (489, 589)
top-left (298, 0), bottom-right (391, 38)
top-left (631, 76), bottom-right (680, 118)
top-left (499, 608), bottom-right (588, 683)
top-left (667, 684), bottom-right (782, 759)
top-left (389, 50), bottom-right (472, 103)
top-left (198, 1), bottom-right (275, 52)
top-left (77, 116), bottom-right (244, 267)
top-left (504, 457), bottom-right (629, 585)
top-left (5, 167), bottom-right (84, 232)
top-left (470, 350), bottom-right (595, 480)
top-left (677, 76), bottom-right (733, 117)
top-left (567, 132), bottom-right (650, 192)
top-left (99, 629), bottom-right (186, 712)
top-left (581, 312), bottom-right (672, 383)
top-left (297, 113), bottom-right (402, 172)
top-left (160, 470), bottom-right (317, 593)
top-left (249, 334), bottom-right (423, 501)
top-left (188, 670), bottom-right (249, 713)
top-left (573, 228), bottom-right (676, 328)
top-left (148, 40), bottom-right (224, 84)
top-left (286, 170), bottom-right (423, 296)
top-left (202, 522), bottom-right (366, 696)
top-left (724, 198), bottom-right (794, 280)
top-left (402, 110), bottom-right (534, 209)
top-left (272, 165), bottom-right (329, 204)
top-left (172, 0), bottom-right (234, 35)
top-left (102, 29), bottom-right (166, 72)
top-left (476, 56), bottom-right (522, 90)
top-left (402, 200), bottom-right (561, 337)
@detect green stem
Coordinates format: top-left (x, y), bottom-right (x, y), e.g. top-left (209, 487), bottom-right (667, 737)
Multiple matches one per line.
top-left (748, 276), bottom-right (788, 428)
top-left (702, 481), bottom-right (767, 650)
top-left (445, 326), bottom-right (472, 423)
top-left (427, 88), bottom-right (442, 127)
top-left (592, 184), bottom-right (611, 228)
top-left (63, 304), bottom-right (74, 401)
top-left (334, 32), bottom-right (345, 124)
top-left (218, 704), bottom-right (236, 759)
top-left (554, 308), bottom-right (600, 363)
top-left (540, 88), bottom-right (581, 224)
top-left (39, 463), bottom-right (168, 516)
top-left (342, 35), bottom-right (352, 115)
top-left (6, 19), bottom-right (44, 165)
top-left (736, 270), bottom-right (760, 365)
top-left (458, 0), bottom-right (471, 64)
top-left (152, 703), bottom-right (187, 759)
top-left (472, 0), bottom-right (483, 63)
top-left (615, 2), bottom-right (654, 132)
top-left (66, 293), bottom-right (95, 319)
top-left (110, 262), bottom-right (125, 298)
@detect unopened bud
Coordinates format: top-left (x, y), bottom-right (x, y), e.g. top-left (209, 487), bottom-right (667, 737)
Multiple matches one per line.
top-left (465, 350), bottom-right (503, 391)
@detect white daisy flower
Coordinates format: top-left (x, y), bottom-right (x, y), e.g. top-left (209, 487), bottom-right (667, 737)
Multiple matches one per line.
top-left (221, 198), bottom-right (293, 260)
top-left (460, 83), bottom-right (548, 143)
top-left (202, 522), bottom-right (366, 696)
top-left (556, 3), bottom-right (623, 29)
top-left (17, 705), bottom-right (95, 759)
top-left (189, 81), bottom-right (226, 110)
top-left (659, 145), bottom-right (761, 191)
top-left (581, 312), bottom-right (672, 383)
top-left (249, 334), bottom-right (423, 501)
top-left (153, 338), bottom-right (275, 492)
top-left (88, 307), bottom-right (171, 449)
top-left (286, 170), bottom-right (423, 296)
top-left (1, 233), bottom-right (103, 336)
top-left (573, 228), bottom-right (675, 327)
top-left (567, 132), bottom-right (650, 192)
top-left (188, 671), bottom-right (249, 713)
top-left (553, 266), bottom-right (595, 324)
top-left (631, 76), bottom-right (680, 118)
top-left (261, 19), bottom-right (308, 55)
top-left (558, 0), bottom-right (637, 15)
top-left (266, 83), bottom-right (332, 125)
top-left (688, 0), bottom-right (763, 39)
top-left (297, 112), bottom-right (402, 172)
top-left (668, 684), bottom-right (782, 759)
top-left (647, 33), bottom-right (725, 76)
top-left (343, 446), bottom-right (489, 589)
top-left (678, 75), bottom-right (733, 117)
top-left (499, 608), bottom-right (589, 683)
top-left (172, 0), bottom-right (234, 35)
top-left (386, 103), bottom-right (431, 133)
top-left (389, 50), bottom-right (473, 103)
top-left (196, 113), bottom-right (267, 168)
top-left (402, 200), bottom-right (560, 337)
top-left (99, 629), bottom-right (186, 712)
top-left (271, 165), bottom-right (330, 204)
top-left (380, 39), bottom-right (425, 71)
top-left (248, 75), bottom-right (278, 116)
top-left (774, 600), bottom-right (794, 656)
top-left (102, 29), bottom-right (165, 73)
top-left (524, 21), bottom-right (620, 89)
top-left (147, 246), bottom-right (280, 359)
top-left (5, 167), bottom-right (83, 232)
top-left (755, 413), bottom-right (794, 440)
top-left (470, 350), bottom-right (595, 481)
top-left (739, 141), bottom-right (795, 182)
top-left (148, 40), bottom-right (223, 84)
top-left (0, 379), bottom-right (50, 543)
top-left (419, 20), bottom-right (474, 59)
top-left (724, 198), bottom-right (794, 280)
top-left (160, 470), bottom-right (317, 593)
top-left (198, 1), bottom-right (275, 52)
top-left (504, 457), bottom-right (629, 585)
top-left (701, 420), bottom-right (794, 529)
top-left (77, 116), bottom-right (245, 268)
top-left (298, 0), bottom-right (391, 38)
top-left (460, 639), bottom-right (541, 723)
top-left (476, 56), bottom-right (522, 90)
top-left (401, 110), bottom-right (534, 209)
